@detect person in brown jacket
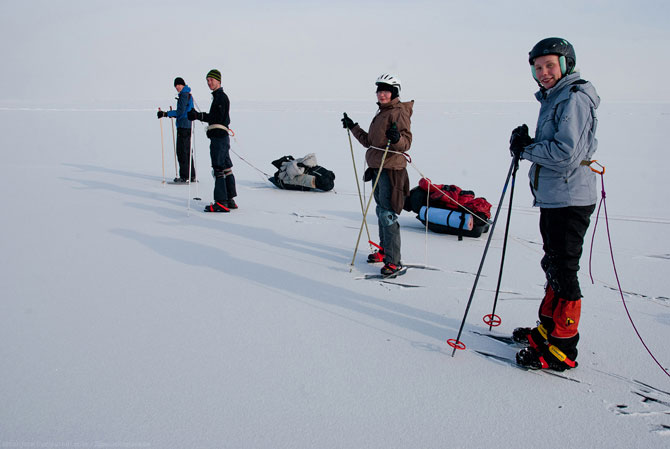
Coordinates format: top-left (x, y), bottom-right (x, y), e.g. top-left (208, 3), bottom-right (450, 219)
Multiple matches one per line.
top-left (342, 74), bottom-right (414, 276)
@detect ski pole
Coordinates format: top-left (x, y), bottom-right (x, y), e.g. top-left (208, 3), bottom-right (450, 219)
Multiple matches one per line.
top-left (159, 108), bottom-right (166, 184)
top-left (349, 124), bottom-right (396, 271)
top-left (485, 155), bottom-right (520, 330)
top-left (170, 106), bottom-right (178, 178)
top-left (187, 123), bottom-right (192, 216)
top-left (191, 121), bottom-right (200, 200)
top-left (448, 154), bottom-right (519, 355)
top-left (344, 113), bottom-right (372, 247)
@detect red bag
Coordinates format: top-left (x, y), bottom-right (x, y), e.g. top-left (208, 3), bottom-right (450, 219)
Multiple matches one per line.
top-left (417, 178), bottom-right (491, 220)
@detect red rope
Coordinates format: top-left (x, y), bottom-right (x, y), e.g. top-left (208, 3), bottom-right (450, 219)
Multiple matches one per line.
top-left (589, 171), bottom-right (670, 378)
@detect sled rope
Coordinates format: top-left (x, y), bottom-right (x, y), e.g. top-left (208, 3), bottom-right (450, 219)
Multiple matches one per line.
top-left (231, 140), bottom-right (272, 181)
top-left (368, 145), bottom-right (491, 225)
top-left (192, 98), bottom-right (272, 184)
top-left (587, 162), bottom-right (669, 378)
top-left (211, 124), bottom-right (272, 180)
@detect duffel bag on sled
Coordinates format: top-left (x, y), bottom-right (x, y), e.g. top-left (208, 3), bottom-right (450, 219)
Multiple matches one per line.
top-left (404, 178), bottom-right (491, 239)
top-left (269, 153), bottom-right (335, 192)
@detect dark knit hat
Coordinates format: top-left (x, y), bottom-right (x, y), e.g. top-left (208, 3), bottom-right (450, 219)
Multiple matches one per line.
top-left (174, 77), bottom-right (186, 87)
top-left (206, 69), bottom-right (221, 82)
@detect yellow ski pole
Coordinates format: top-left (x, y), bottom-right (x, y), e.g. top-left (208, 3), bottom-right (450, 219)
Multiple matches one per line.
top-left (158, 108), bottom-right (166, 184)
top-left (170, 106), bottom-right (178, 179)
top-left (344, 113), bottom-right (372, 247)
top-left (349, 130), bottom-right (394, 272)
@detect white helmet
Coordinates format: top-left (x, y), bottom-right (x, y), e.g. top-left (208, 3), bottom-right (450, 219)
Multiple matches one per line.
top-left (375, 73), bottom-right (401, 93)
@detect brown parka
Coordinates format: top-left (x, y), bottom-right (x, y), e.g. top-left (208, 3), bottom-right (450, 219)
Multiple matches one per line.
top-left (351, 98), bottom-right (414, 213)
top-left (351, 98), bottom-right (414, 169)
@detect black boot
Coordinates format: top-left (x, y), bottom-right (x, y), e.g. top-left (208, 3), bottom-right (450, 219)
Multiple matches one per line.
top-left (516, 346), bottom-right (577, 371)
top-left (204, 202), bottom-right (230, 213)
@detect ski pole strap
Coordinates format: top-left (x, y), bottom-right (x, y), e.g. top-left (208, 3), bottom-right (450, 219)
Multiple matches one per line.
top-left (207, 124), bottom-right (235, 136)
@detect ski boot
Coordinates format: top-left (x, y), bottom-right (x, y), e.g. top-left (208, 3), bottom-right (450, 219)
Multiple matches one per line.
top-left (226, 199), bottom-right (238, 210)
top-left (367, 249), bottom-right (385, 263)
top-left (381, 262), bottom-right (403, 277)
top-left (512, 323), bottom-right (549, 350)
top-left (516, 345), bottom-right (577, 371)
top-left (204, 202), bottom-right (230, 213)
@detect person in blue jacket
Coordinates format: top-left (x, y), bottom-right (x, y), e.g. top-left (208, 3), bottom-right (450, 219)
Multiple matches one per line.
top-left (157, 77), bottom-right (195, 183)
top-left (509, 38), bottom-right (600, 371)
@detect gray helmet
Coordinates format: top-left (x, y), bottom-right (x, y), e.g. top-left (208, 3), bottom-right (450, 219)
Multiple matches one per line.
top-left (529, 37), bottom-right (576, 75)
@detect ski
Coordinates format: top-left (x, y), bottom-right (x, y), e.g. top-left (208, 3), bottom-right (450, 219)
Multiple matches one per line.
top-left (474, 350), bottom-right (581, 383)
top-left (474, 350), bottom-right (529, 371)
top-left (471, 330), bottom-right (525, 347)
top-left (376, 279), bottom-right (423, 288)
top-left (403, 263), bottom-right (441, 271)
top-left (355, 267), bottom-right (424, 287)
top-left (360, 267), bottom-right (408, 280)
top-left (472, 331), bottom-right (582, 382)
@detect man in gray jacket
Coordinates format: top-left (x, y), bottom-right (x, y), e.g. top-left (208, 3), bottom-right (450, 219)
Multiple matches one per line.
top-left (509, 38), bottom-right (600, 371)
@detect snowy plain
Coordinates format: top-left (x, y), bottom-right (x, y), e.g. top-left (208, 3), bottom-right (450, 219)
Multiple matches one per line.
top-left (0, 96), bottom-right (669, 448)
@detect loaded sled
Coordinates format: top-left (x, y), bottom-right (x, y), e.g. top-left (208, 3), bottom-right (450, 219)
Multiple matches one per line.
top-left (404, 178), bottom-right (492, 240)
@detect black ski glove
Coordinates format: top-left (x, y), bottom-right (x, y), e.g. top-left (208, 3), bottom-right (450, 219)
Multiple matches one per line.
top-left (341, 113), bottom-right (357, 130)
top-left (386, 125), bottom-right (400, 144)
top-left (509, 124), bottom-right (533, 158)
top-left (187, 109), bottom-right (203, 121)
top-left (157, 110), bottom-right (167, 119)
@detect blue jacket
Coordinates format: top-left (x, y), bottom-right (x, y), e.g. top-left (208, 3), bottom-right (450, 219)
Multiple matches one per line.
top-left (166, 85), bottom-right (193, 128)
top-left (521, 73), bottom-right (600, 208)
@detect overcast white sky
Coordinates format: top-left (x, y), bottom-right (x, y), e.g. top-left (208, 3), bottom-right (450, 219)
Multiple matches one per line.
top-left (1, 0), bottom-right (668, 106)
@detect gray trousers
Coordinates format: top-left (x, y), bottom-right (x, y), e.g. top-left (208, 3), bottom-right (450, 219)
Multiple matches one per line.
top-left (373, 169), bottom-right (401, 265)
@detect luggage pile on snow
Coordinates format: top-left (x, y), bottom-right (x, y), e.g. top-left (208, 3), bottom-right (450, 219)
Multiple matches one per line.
top-left (269, 153), bottom-right (335, 192)
top-left (404, 178), bottom-right (492, 240)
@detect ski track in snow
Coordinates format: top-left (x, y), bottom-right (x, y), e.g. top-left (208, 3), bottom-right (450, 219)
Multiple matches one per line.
top-left (3, 100), bottom-right (670, 447)
top-left (473, 329), bottom-right (670, 435)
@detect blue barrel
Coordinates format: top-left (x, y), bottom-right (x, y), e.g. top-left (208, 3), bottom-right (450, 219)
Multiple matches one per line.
top-left (419, 206), bottom-right (474, 231)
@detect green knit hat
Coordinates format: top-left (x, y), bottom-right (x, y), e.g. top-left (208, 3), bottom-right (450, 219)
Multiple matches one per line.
top-left (206, 69), bottom-right (221, 82)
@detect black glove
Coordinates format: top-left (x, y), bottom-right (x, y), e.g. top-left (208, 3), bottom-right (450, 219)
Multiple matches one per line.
top-left (187, 109), bottom-right (202, 121)
top-left (386, 125), bottom-right (400, 144)
top-left (509, 124), bottom-right (533, 158)
top-left (341, 113), bottom-right (357, 130)
top-left (157, 110), bottom-right (167, 119)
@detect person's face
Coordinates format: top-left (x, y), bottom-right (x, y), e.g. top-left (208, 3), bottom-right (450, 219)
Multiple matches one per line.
top-left (175, 84), bottom-right (184, 93)
top-left (533, 54), bottom-right (563, 89)
top-left (376, 89), bottom-right (392, 104)
top-left (207, 77), bottom-right (221, 91)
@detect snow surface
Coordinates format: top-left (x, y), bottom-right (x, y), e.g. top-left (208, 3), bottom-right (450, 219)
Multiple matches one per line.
top-left (1, 99), bottom-right (669, 448)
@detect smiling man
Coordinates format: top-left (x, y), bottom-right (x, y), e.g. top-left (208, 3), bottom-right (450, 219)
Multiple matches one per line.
top-left (508, 38), bottom-right (601, 372)
top-left (188, 69), bottom-right (238, 212)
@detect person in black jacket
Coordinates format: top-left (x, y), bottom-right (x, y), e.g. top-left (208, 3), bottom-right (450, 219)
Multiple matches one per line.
top-left (188, 69), bottom-right (237, 212)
